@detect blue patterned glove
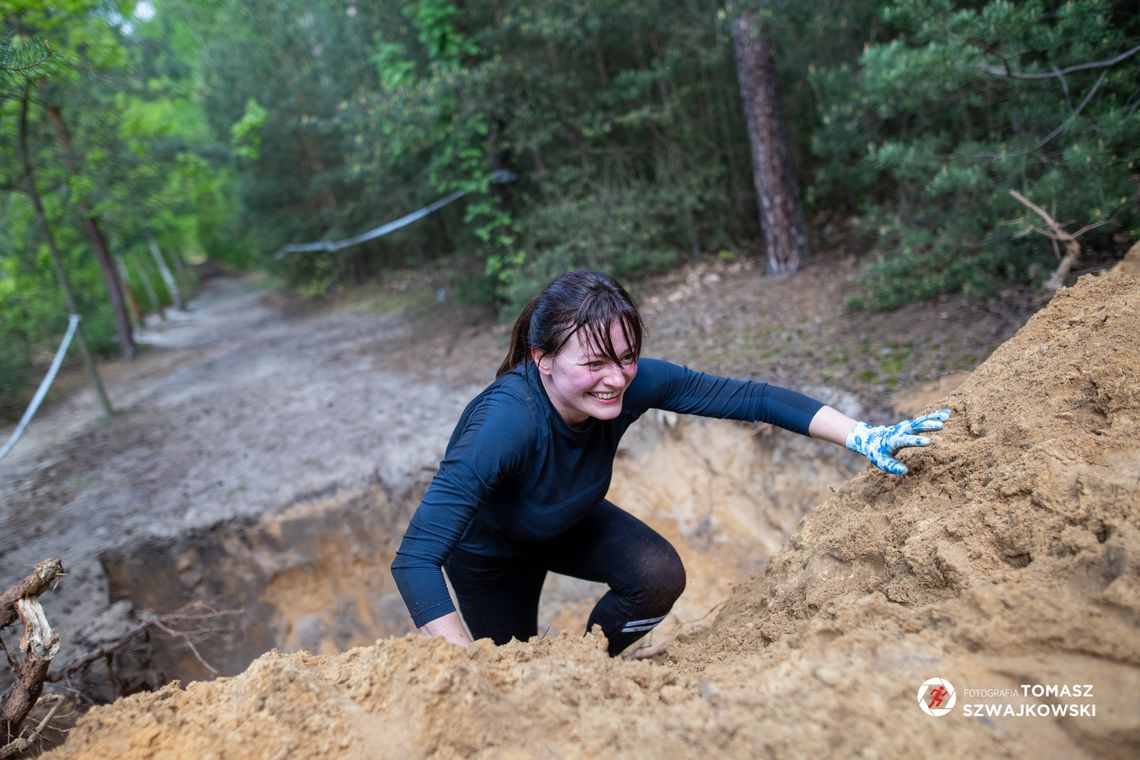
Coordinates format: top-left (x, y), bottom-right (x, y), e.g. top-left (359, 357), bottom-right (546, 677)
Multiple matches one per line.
top-left (845, 408), bottom-right (952, 475)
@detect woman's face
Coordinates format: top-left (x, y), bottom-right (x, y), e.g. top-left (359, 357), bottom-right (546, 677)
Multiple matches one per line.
top-left (532, 320), bottom-right (638, 427)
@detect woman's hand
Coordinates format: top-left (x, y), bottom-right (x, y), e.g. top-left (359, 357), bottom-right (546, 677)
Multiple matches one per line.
top-left (418, 611), bottom-right (474, 648)
top-left (845, 408), bottom-right (952, 475)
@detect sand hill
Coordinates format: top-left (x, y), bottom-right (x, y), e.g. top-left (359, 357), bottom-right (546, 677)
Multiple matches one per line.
top-left (45, 257), bottom-right (1140, 759)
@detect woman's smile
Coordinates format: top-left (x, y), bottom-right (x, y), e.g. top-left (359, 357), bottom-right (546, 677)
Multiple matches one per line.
top-left (534, 319), bottom-right (639, 426)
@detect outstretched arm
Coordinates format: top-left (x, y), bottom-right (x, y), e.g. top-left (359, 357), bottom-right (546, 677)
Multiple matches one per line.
top-left (810, 406), bottom-right (952, 475)
top-left (807, 405), bottom-right (859, 446)
top-left (630, 359), bottom-right (950, 475)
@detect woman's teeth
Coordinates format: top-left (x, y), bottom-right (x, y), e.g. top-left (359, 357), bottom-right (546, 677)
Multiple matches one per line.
top-left (590, 391), bottom-right (619, 400)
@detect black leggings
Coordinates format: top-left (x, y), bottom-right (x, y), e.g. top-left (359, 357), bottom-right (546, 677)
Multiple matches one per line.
top-left (444, 501), bottom-right (686, 656)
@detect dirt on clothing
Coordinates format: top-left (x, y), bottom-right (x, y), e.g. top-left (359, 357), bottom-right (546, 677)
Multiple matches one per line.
top-left (34, 248), bottom-right (1140, 758)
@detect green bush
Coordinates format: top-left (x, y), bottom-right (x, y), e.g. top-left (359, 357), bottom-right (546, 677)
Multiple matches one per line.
top-left (81, 305), bottom-right (126, 356)
top-left (0, 330), bottom-right (34, 421)
top-left (501, 181), bottom-right (679, 315)
top-left (811, 0), bottom-right (1140, 308)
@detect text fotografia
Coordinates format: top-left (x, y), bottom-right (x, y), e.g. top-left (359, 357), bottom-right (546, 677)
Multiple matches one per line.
top-left (961, 684), bottom-right (1096, 719)
top-left (960, 684), bottom-right (1095, 699)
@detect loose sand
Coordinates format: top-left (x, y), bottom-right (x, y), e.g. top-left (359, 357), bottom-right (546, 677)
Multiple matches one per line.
top-left (43, 257), bottom-right (1140, 758)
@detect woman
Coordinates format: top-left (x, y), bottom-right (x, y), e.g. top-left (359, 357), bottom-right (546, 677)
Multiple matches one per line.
top-left (391, 270), bottom-right (950, 656)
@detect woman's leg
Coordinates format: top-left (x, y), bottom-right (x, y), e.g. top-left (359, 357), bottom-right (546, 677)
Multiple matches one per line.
top-left (444, 548), bottom-right (547, 646)
top-left (542, 501), bottom-right (686, 656)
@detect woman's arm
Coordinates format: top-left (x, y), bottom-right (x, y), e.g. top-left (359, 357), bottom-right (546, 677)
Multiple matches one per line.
top-left (391, 387), bottom-right (537, 637)
top-left (810, 404), bottom-right (953, 475)
top-left (631, 359), bottom-right (951, 475)
top-left (629, 358), bottom-right (823, 435)
top-left (807, 405), bottom-right (857, 445)
top-left (419, 611), bottom-right (473, 647)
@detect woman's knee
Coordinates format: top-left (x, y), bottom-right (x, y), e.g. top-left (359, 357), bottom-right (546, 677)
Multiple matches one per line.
top-left (632, 540), bottom-right (687, 607)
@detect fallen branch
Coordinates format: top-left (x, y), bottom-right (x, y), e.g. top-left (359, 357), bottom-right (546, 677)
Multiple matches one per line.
top-left (47, 600), bottom-right (241, 683)
top-left (1, 560), bottom-right (64, 748)
top-left (0, 695), bottom-right (64, 759)
top-left (1, 598), bottom-right (60, 744)
top-left (1008, 189), bottom-right (1095, 291)
top-left (0, 559), bottom-right (63, 630)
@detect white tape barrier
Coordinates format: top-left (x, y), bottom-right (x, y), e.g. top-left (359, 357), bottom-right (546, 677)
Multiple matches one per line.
top-left (274, 189), bottom-right (467, 258)
top-left (0, 314), bottom-right (81, 463)
top-left (274, 170), bottom-right (516, 259)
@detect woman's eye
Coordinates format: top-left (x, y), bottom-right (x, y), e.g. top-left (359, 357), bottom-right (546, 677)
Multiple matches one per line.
top-left (588, 361), bottom-right (604, 370)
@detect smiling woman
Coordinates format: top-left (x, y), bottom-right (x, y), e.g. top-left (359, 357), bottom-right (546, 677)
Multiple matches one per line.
top-left (390, 271), bottom-right (950, 656)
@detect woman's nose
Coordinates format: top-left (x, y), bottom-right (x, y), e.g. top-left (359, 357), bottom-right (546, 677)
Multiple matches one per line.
top-left (607, 363), bottom-right (630, 386)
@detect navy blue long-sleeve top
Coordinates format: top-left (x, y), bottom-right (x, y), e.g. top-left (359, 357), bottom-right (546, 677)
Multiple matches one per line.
top-left (390, 358), bottom-right (824, 627)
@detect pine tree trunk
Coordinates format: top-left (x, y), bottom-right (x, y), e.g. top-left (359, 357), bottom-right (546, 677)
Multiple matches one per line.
top-left (730, 8), bottom-right (809, 274)
top-left (45, 104), bottom-right (136, 359)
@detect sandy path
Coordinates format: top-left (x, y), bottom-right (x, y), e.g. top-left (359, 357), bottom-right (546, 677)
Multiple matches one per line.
top-left (1, 276), bottom-right (489, 652)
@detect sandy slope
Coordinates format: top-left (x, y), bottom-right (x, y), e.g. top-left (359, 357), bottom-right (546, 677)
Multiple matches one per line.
top-left (44, 258), bottom-right (1140, 757)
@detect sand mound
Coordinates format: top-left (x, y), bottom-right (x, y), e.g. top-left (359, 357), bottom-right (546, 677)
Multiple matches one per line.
top-left (47, 269), bottom-right (1140, 759)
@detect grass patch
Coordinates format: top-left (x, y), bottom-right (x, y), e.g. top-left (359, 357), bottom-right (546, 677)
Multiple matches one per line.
top-left (954, 353), bottom-right (978, 371)
top-left (877, 342), bottom-right (913, 376)
top-left (347, 286), bottom-right (436, 316)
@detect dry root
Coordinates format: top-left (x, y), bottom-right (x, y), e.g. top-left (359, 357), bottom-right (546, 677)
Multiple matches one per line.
top-left (1, 560), bottom-right (64, 750)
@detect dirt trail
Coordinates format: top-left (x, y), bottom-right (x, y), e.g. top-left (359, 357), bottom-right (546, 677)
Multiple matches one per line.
top-left (0, 275), bottom-right (493, 666)
top-left (36, 252), bottom-right (1140, 757)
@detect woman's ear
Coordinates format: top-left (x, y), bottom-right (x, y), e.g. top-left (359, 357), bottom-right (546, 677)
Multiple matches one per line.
top-left (531, 347), bottom-right (551, 375)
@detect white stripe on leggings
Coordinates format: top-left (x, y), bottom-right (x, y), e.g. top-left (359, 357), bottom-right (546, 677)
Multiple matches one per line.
top-left (621, 614), bottom-right (666, 633)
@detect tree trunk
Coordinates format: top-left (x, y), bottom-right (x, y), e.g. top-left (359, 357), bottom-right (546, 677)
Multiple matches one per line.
top-left (114, 255), bottom-right (145, 328)
top-left (45, 104), bottom-right (136, 359)
top-left (730, 7), bottom-right (809, 274)
top-left (18, 86), bottom-right (113, 418)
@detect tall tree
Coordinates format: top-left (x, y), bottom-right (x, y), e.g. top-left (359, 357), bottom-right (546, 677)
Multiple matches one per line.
top-left (17, 84), bottom-right (113, 417)
top-left (730, 3), bottom-right (809, 274)
top-left (46, 102), bottom-right (135, 358)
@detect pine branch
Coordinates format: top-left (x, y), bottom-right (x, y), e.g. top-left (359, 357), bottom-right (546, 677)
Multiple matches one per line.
top-left (0, 37), bottom-right (53, 85)
top-left (978, 43), bottom-right (1140, 80)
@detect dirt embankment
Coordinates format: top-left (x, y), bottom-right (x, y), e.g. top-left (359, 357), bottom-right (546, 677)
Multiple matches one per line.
top-left (46, 259), bottom-right (1140, 757)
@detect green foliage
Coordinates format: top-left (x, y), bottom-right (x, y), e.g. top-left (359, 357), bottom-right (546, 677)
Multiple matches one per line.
top-left (502, 179), bottom-right (680, 314)
top-left (1, 0), bottom-right (237, 413)
top-left (230, 99), bottom-right (267, 160)
top-left (7, 0), bottom-right (1134, 416)
top-left (0, 333), bottom-right (34, 420)
top-left (0, 34), bottom-right (53, 87)
top-left (809, 0), bottom-right (1140, 308)
top-left (183, 0), bottom-right (756, 303)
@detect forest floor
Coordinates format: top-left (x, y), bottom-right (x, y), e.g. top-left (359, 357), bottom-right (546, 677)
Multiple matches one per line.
top-left (2, 240), bottom-right (1136, 757)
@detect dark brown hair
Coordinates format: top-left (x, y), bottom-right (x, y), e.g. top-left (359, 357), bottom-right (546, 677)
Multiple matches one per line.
top-left (496, 271), bottom-right (645, 377)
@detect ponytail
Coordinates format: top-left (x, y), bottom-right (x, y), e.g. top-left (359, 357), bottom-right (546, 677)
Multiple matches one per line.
top-left (497, 297), bottom-right (538, 377)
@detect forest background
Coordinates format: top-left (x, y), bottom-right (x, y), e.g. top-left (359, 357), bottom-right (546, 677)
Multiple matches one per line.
top-left (2, 0), bottom-right (1137, 419)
